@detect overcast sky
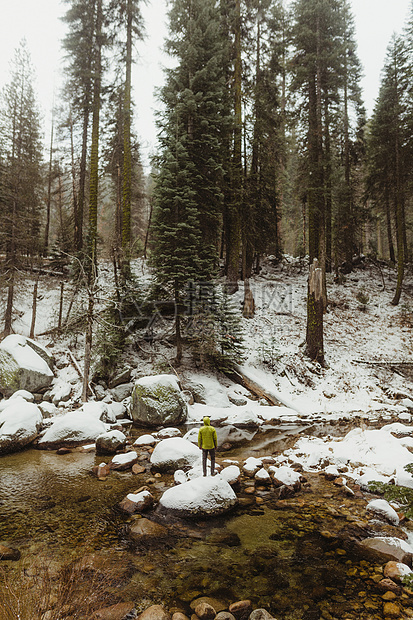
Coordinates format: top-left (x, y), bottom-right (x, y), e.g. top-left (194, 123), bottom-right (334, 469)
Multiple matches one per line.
top-left (0, 0), bottom-right (411, 168)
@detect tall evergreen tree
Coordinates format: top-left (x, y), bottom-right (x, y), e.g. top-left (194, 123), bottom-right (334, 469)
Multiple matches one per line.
top-left (152, 0), bottom-right (229, 364)
top-left (0, 40), bottom-right (43, 336)
top-left (366, 35), bottom-right (409, 306)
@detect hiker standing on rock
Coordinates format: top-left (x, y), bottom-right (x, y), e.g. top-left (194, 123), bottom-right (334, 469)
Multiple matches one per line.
top-left (198, 416), bottom-right (217, 477)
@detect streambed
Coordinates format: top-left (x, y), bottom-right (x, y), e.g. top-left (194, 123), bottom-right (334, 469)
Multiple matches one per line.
top-left (0, 420), bottom-right (408, 619)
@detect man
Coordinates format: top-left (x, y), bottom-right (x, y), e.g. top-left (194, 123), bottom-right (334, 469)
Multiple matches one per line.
top-left (198, 416), bottom-right (217, 477)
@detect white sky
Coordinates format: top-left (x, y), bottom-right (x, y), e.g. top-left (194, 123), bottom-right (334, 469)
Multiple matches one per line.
top-left (0, 0), bottom-right (411, 169)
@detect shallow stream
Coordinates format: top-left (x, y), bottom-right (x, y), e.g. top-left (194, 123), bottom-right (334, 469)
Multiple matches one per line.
top-left (0, 422), bottom-right (402, 619)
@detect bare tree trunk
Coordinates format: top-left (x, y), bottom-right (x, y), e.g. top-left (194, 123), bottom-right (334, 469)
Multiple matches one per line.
top-left (58, 281), bottom-right (64, 330)
top-left (29, 275), bottom-right (39, 338)
top-left (82, 286), bottom-right (94, 402)
top-left (44, 115), bottom-right (54, 256)
top-left (305, 258), bottom-right (324, 364)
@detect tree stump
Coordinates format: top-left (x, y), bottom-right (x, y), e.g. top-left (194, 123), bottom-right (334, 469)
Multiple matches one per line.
top-left (305, 258), bottom-right (324, 364)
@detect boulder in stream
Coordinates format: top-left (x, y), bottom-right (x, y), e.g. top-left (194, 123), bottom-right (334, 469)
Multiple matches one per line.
top-left (130, 374), bottom-right (187, 427)
top-left (0, 399), bottom-right (43, 454)
top-left (159, 474), bottom-right (238, 518)
top-left (358, 536), bottom-right (413, 566)
top-left (38, 411), bottom-right (107, 449)
top-left (150, 437), bottom-right (200, 472)
top-left (0, 335), bottom-right (54, 396)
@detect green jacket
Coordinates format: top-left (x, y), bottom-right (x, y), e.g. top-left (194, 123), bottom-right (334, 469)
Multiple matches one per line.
top-left (198, 416), bottom-right (217, 450)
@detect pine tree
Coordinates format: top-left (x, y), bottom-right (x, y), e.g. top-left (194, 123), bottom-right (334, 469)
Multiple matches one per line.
top-left (0, 40), bottom-right (43, 336)
top-left (367, 35), bottom-right (409, 306)
top-left (151, 0), bottom-right (230, 364)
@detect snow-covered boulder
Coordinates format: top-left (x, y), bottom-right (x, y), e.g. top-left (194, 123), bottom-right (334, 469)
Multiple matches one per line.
top-left (367, 499), bottom-right (400, 526)
top-left (0, 399), bottom-right (43, 454)
top-left (49, 380), bottom-right (72, 405)
top-left (156, 427), bottom-right (182, 440)
top-left (255, 468), bottom-right (271, 484)
top-left (223, 407), bottom-right (260, 429)
top-left (182, 373), bottom-right (231, 407)
top-left (130, 375), bottom-right (188, 428)
top-left (269, 466), bottom-right (302, 489)
top-left (0, 335), bottom-right (54, 396)
top-left (110, 451), bottom-right (138, 471)
top-left (355, 469), bottom-right (392, 491)
top-left (150, 437), bottom-right (201, 472)
top-left (359, 537), bottom-right (413, 566)
top-left (119, 490), bottom-right (153, 514)
top-left (159, 475), bottom-right (238, 517)
top-left (134, 434), bottom-right (157, 447)
top-left (38, 411), bottom-right (107, 449)
top-left (96, 430), bottom-right (127, 455)
top-left (9, 389), bottom-right (34, 402)
top-left (79, 401), bottom-right (117, 424)
top-left (37, 401), bottom-right (59, 419)
top-left (243, 457), bottom-right (263, 477)
top-left (220, 465), bottom-right (241, 486)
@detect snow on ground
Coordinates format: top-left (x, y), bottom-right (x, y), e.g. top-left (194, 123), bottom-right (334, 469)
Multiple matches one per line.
top-left (2, 256), bottom-right (413, 487)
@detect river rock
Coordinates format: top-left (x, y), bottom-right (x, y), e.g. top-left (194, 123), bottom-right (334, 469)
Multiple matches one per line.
top-left (190, 598), bottom-right (227, 614)
top-left (215, 614), bottom-right (236, 620)
top-left (228, 600), bottom-right (252, 620)
top-left (134, 434), bottom-right (157, 447)
top-left (138, 606), bottom-right (171, 620)
top-left (384, 560), bottom-right (413, 582)
top-left (129, 519), bottom-right (168, 542)
top-left (172, 614), bottom-right (189, 620)
top-left (92, 462), bottom-right (111, 480)
top-left (150, 437), bottom-right (200, 471)
top-left (0, 399), bottom-right (43, 454)
top-left (367, 499), bottom-right (400, 526)
top-left (96, 430), bottom-right (127, 455)
top-left (220, 465), bottom-right (241, 485)
top-left (38, 411), bottom-right (107, 449)
top-left (130, 375), bottom-right (187, 427)
top-left (359, 536), bottom-right (413, 566)
top-left (194, 602), bottom-right (216, 620)
top-left (0, 544), bottom-right (20, 561)
top-left (377, 579), bottom-right (402, 594)
top-left (159, 475), bottom-right (237, 518)
top-left (91, 602), bottom-right (136, 620)
top-left (255, 468), bottom-right (271, 484)
top-left (108, 368), bottom-right (132, 389)
top-left (0, 335), bottom-right (54, 396)
top-left (119, 490), bottom-right (153, 514)
top-left (243, 457), bottom-right (263, 477)
top-left (110, 382), bottom-right (134, 402)
top-left (110, 451), bottom-right (138, 471)
top-left (249, 610), bottom-right (275, 620)
top-left (382, 601), bottom-right (402, 618)
top-left (157, 427), bottom-right (182, 439)
top-left (269, 465), bottom-right (302, 490)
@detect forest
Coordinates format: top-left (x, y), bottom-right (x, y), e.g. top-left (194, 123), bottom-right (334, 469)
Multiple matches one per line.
top-left (0, 0), bottom-right (412, 382)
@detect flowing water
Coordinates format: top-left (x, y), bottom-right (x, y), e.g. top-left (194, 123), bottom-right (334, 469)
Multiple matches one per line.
top-left (0, 423), bottom-right (397, 619)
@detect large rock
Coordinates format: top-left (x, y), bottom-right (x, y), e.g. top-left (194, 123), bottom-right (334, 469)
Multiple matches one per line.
top-left (0, 399), bottom-right (43, 454)
top-left (150, 437), bottom-right (200, 472)
top-left (159, 474), bottom-right (238, 518)
top-left (38, 411), bottom-right (107, 449)
top-left (96, 430), bottom-right (127, 455)
top-left (130, 375), bottom-right (187, 427)
top-left (0, 335), bottom-right (54, 396)
top-left (358, 537), bottom-right (413, 566)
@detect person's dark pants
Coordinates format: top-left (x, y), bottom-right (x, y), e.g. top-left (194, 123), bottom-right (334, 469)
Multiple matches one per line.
top-left (202, 448), bottom-right (215, 476)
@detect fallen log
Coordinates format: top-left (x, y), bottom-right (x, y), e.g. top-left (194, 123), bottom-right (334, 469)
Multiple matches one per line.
top-left (225, 364), bottom-right (303, 414)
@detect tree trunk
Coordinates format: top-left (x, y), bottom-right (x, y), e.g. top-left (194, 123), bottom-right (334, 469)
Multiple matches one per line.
top-left (82, 287), bottom-right (94, 401)
top-left (29, 275), bottom-right (39, 338)
top-left (44, 115), bottom-right (54, 256)
top-left (121, 0), bottom-right (133, 281)
top-left (305, 258), bottom-right (324, 364)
